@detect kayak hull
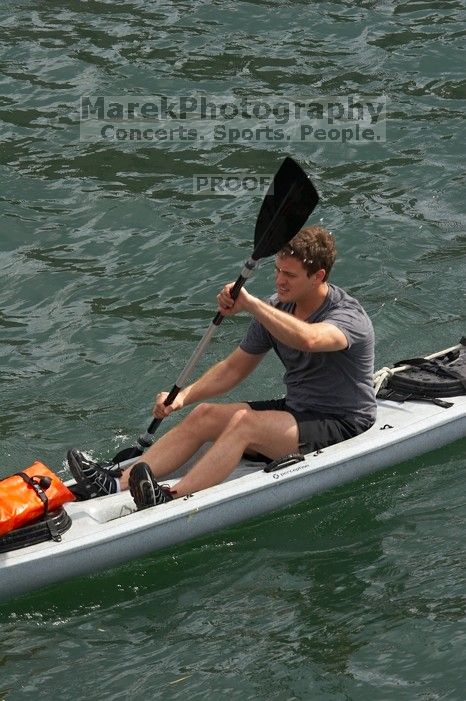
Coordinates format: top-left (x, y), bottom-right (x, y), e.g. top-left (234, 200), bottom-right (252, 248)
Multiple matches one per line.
top-left (1, 392), bottom-right (465, 604)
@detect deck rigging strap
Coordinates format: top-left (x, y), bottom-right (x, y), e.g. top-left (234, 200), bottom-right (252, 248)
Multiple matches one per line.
top-left (14, 472), bottom-right (62, 542)
top-left (376, 389), bottom-right (454, 408)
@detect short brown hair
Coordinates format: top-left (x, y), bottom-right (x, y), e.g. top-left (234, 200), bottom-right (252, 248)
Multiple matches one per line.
top-left (278, 225), bottom-right (336, 281)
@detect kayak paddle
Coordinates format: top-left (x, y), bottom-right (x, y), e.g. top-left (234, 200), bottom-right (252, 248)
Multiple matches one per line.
top-left (112, 156), bottom-right (319, 464)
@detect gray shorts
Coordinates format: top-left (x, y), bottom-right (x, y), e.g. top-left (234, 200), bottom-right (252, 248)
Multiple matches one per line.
top-left (246, 398), bottom-right (364, 455)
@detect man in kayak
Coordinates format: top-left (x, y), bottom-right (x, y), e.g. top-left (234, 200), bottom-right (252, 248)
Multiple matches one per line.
top-left (68, 225), bottom-right (376, 508)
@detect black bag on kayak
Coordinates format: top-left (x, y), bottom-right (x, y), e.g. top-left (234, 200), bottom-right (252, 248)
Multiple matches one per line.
top-left (378, 338), bottom-right (466, 406)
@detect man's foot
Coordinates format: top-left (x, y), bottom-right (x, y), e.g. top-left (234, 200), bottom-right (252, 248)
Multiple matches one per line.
top-left (67, 449), bottom-right (118, 498)
top-left (128, 462), bottom-right (173, 510)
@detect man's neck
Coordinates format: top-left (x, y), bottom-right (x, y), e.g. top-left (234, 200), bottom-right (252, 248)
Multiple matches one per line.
top-left (294, 282), bottom-right (329, 320)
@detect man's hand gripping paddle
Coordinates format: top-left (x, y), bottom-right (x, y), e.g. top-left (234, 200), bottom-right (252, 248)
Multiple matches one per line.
top-left (112, 157), bottom-right (319, 464)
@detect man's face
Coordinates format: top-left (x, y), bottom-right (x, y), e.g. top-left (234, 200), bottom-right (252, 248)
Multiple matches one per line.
top-left (274, 254), bottom-right (319, 303)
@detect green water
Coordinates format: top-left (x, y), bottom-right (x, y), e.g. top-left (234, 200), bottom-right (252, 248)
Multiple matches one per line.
top-left (0, 0), bottom-right (465, 699)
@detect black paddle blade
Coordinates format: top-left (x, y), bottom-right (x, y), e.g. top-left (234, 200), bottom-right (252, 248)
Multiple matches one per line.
top-left (252, 157), bottom-right (319, 260)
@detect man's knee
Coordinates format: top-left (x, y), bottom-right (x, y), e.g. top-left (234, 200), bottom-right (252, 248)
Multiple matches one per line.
top-left (186, 402), bottom-right (225, 428)
top-left (185, 403), bottom-right (254, 438)
top-left (225, 407), bottom-right (256, 438)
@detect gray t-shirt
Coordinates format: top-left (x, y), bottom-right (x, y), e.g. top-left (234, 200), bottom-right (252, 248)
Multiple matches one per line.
top-left (239, 284), bottom-right (376, 427)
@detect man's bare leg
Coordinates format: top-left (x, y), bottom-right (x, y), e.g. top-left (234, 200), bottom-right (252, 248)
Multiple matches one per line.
top-left (119, 402), bottom-right (253, 490)
top-left (166, 405), bottom-right (300, 497)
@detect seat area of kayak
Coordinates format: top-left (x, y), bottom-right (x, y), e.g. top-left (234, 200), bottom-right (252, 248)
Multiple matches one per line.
top-left (62, 392), bottom-right (464, 528)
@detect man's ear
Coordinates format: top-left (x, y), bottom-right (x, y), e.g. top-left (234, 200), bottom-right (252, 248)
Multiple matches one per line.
top-left (314, 268), bottom-right (326, 282)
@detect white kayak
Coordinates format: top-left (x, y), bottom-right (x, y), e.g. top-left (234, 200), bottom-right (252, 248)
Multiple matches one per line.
top-left (1, 341), bottom-right (465, 604)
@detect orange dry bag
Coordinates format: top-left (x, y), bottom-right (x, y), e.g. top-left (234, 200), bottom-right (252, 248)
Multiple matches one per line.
top-left (0, 461), bottom-right (76, 536)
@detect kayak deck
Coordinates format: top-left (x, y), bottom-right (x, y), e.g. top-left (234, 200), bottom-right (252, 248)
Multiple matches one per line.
top-left (1, 392), bottom-right (465, 604)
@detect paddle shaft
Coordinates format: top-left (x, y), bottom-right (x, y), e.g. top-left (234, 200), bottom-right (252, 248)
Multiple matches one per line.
top-left (111, 157), bottom-right (320, 463)
top-left (134, 258), bottom-right (258, 450)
